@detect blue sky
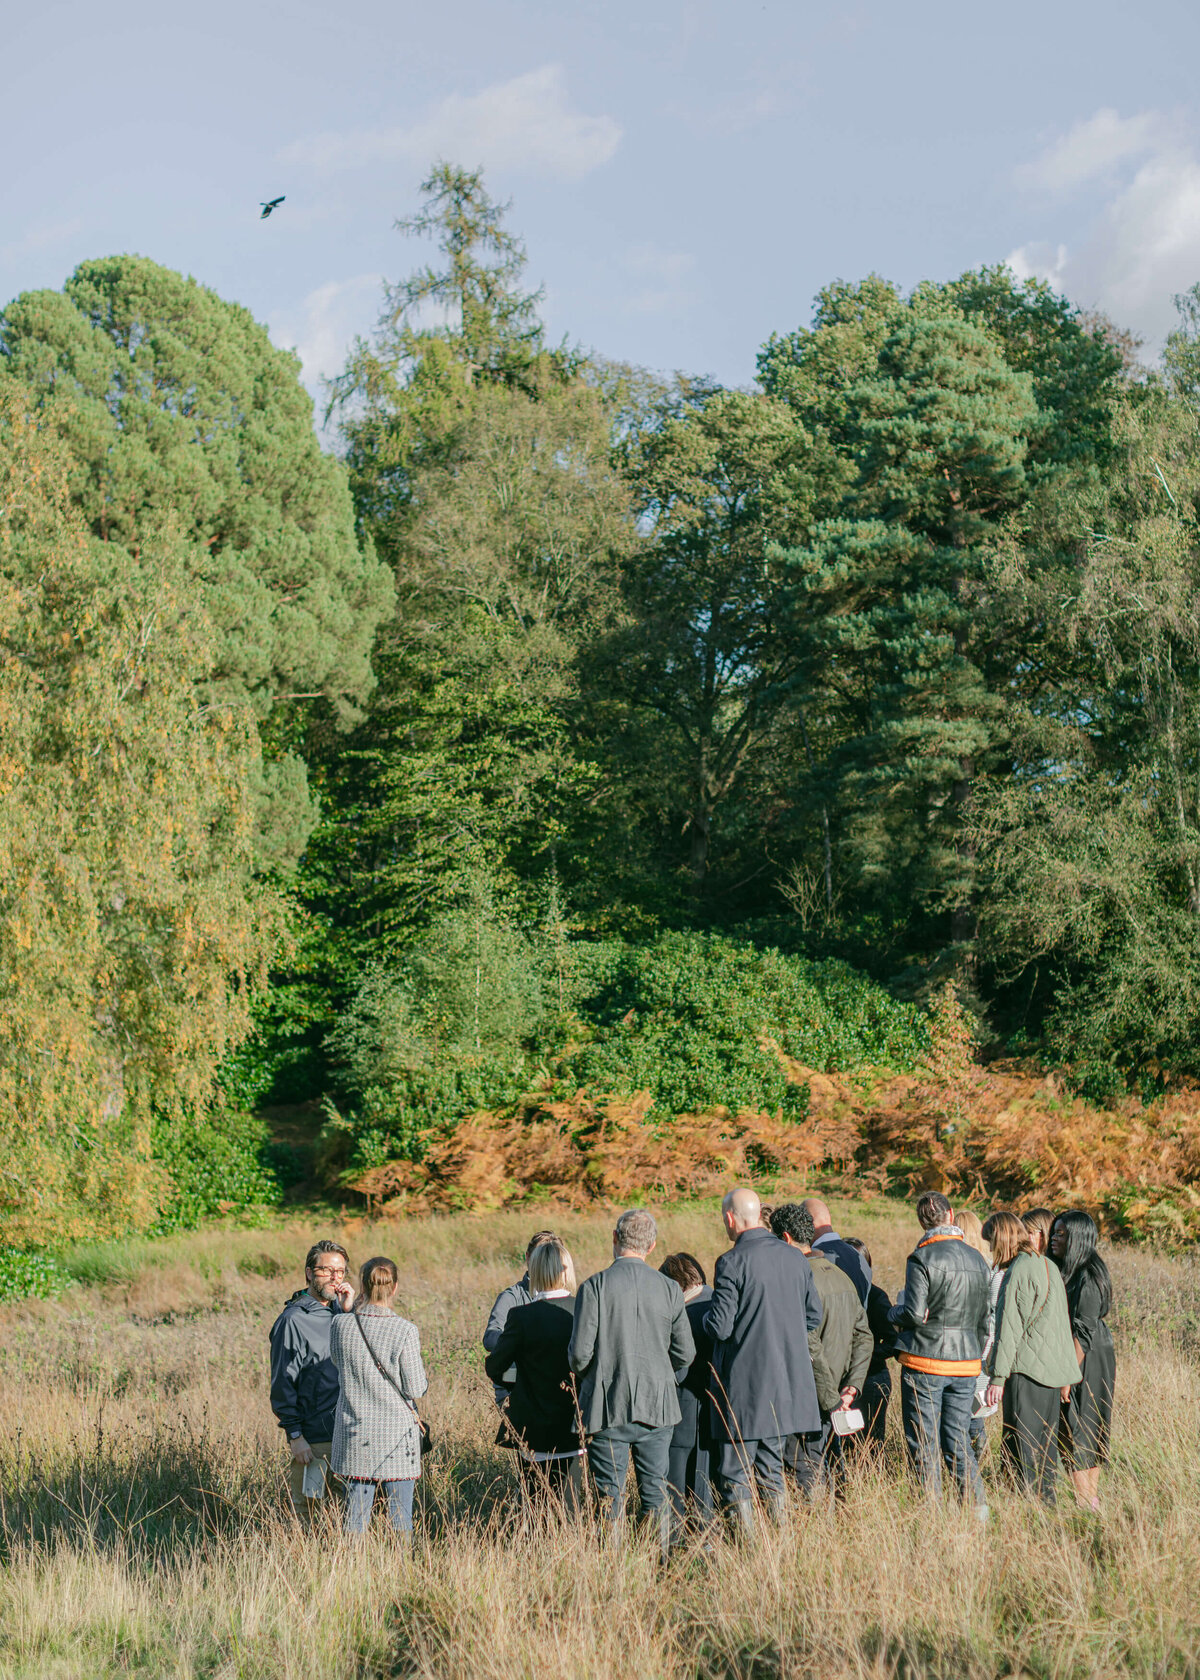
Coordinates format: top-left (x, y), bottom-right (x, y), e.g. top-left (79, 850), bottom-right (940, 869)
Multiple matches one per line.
top-left (5, 0), bottom-right (1200, 409)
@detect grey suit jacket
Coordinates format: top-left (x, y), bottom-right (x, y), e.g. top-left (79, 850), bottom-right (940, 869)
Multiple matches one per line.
top-left (568, 1256), bottom-right (695, 1434)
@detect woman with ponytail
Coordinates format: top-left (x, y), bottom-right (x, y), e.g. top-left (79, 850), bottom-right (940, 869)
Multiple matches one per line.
top-left (330, 1256), bottom-right (428, 1537)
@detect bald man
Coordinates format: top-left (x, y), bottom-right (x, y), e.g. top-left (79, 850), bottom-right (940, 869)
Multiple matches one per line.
top-left (702, 1187), bottom-right (824, 1535)
top-left (803, 1197), bottom-right (871, 1305)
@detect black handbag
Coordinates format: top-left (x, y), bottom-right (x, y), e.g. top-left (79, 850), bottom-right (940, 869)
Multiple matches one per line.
top-left (353, 1309), bottom-right (433, 1456)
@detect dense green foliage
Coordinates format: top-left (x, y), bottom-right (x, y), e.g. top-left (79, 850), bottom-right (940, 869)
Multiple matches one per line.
top-left (321, 916), bottom-right (928, 1182)
top-left (564, 933), bottom-right (930, 1113)
top-left (149, 1108), bottom-right (285, 1233)
top-left (0, 1247), bottom-right (72, 1301)
top-left (7, 161), bottom-right (1200, 1265)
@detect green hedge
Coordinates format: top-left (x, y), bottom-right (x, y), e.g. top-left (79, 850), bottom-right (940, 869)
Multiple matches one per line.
top-left (150, 1109), bottom-right (285, 1234)
top-left (563, 932), bottom-right (930, 1116)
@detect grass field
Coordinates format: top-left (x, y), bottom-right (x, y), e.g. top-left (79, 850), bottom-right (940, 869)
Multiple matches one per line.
top-left (1, 1196), bottom-right (1198, 1679)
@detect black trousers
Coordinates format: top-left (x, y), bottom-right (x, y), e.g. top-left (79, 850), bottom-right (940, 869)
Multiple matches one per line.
top-left (1002, 1373), bottom-right (1061, 1504)
top-left (666, 1433), bottom-right (714, 1533)
top-left (785, 1421), bottom-right (833, 1495)
top-left (859, 1367), bottom-right (891, 1444)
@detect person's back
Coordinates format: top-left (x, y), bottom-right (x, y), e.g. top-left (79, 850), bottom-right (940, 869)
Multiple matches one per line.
top-left (804, 1197), bottom-right (871, 1304)
top-left (705, 1226), bottom-right (823, 1443)
top-left (482, 1228), bottom-right (561, 1403)
top-left (570, 1254), bottom-right (691, 1433)
top-left (889, 1193), bottom-right (991, 1514)
top-left (703, 1189), bottom-right (823, 1533)
top-left (892, 1222), bottom-right (990, 1374)
top-left (486, 1296), bottom-right (577, 1451)
top-left (808, 1251), bottom-right (873, 1399)
top-left (567, 1209), bottom-right (694, 1554)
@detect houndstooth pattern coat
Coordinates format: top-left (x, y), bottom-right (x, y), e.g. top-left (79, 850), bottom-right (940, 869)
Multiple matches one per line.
top-left (329, 1304), bottom-right (428, 1480)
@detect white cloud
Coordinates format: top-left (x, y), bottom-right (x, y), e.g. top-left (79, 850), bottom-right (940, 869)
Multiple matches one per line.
top-left (279, 65), bottom-right (621, 182)
top-left (0, 218), bottom-right (84, 265)
top-left (1016, 108), bottom-right (1167, 193)
top-left (620, 244), bottom-right (696, 315)
top-left (1006, 241), bottom-right (1068, 293)
top-left (1008, 108), bottom-right (1200, 351)
top-left (270, 273), bottom-right (383, 405)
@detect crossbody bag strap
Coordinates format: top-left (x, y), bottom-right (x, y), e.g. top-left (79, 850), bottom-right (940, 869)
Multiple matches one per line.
top-left (353, 1309), bottom-right (423, 1429)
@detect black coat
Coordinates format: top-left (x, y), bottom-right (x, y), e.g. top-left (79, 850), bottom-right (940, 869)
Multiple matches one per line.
top-left (812, 1235), bottom-right (871, 1305)
top-left (485, 1297), bottom-right (579, 1454)
top-left (702, 1228), bottom-right (823, 1442)
top-left (671, 1287), bottom-right (716, 1452)
top-left (865, 1282), bottom-right (898, 1377)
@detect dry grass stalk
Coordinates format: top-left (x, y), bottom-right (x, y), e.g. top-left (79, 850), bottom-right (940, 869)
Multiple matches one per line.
top-left (0, 1204), bottom-right (1196, 1677)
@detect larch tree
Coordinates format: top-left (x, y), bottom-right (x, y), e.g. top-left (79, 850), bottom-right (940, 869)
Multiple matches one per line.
top-left (0, 382), bottom-right (279, 1243)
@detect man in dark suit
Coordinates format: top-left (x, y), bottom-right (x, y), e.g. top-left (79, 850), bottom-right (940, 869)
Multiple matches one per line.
top-left (568, 1209), bottom-right (695, 1553)
top-left (803, 1196), bottom-right (871, 1304)
top-left (703, 1187), bottom-right (824, 1536)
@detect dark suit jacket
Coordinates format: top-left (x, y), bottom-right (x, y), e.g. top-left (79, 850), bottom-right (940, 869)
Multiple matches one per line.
top-left (811, 1233), bottom-right (871, 1305)
top-left (672, 1286), bottom-right (716, 1453)
top-left (568, 1257), bottom-right (695, 1434)
top-left (703, 1228), bottom-right (823, 1442)
top-left (484, 1296), bottom-right (579, 1454)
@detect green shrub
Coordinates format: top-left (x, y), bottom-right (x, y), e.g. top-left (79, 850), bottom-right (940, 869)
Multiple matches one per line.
top-left (320, 926), bottom-right (928, 1179)
top-left (563, 932), bottom-right (929, 1115)
top-left (0, 1247), bottom-right (73, 1301)
top-left (150, 1109), bottom-right (284, 1233)
top-left (321, 1058), bottom-right (530, 1180)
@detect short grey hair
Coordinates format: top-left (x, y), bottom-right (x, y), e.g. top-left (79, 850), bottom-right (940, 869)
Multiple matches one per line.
top-left (614, 1209), bottom-right (657, 1254)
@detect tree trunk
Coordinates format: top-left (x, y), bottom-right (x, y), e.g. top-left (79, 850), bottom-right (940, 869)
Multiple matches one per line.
top-left (797, 706), bottom-right (833, 914)
top-left (689, 800), bottom-right (712, 885)
top-left (951, 757), bottom-right (977, 948)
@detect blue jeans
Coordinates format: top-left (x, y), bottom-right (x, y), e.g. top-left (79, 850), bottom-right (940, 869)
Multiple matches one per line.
top-left (900, 1369), bottom-right (985, 1506)
top-left (344, 1477), bottom-right (415, 1534)
top-left (714, 1436), bottom-right (785, 1505)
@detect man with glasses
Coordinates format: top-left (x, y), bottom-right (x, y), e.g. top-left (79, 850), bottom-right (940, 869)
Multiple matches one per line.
top-left (269, 1239), bottom-right (356, 1519)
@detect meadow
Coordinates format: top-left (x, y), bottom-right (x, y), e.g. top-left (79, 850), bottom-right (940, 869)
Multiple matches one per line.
top-left (1, 1197), bottom-right (1198, 1680)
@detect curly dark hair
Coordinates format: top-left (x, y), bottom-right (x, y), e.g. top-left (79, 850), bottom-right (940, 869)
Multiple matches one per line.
top-left (769, 1203), bottom-right (814, 1246)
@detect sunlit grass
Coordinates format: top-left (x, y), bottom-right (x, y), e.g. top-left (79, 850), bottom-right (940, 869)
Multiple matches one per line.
top-left (1, 1199), bottom-right (1197, 1678)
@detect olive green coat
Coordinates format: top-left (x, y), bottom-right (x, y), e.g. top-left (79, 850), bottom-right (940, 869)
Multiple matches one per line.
top-left (989, 1251), bottom-right (1081, 1390)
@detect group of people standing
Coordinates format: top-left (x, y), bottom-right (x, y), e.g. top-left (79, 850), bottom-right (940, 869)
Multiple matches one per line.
top-left (267, 1189), bottom-right (1115, 1542)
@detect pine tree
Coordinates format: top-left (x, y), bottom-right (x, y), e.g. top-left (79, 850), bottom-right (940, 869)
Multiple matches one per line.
top-left (1, 255), bottom-right (394, 865)
top-left (776, 313), bottom-right (1038, 951)
top-left (302, 166), bottom-right (636, 976)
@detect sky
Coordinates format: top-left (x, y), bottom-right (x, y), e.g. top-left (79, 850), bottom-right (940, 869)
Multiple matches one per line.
top-left (5, 0), bottom-right (1200, 415)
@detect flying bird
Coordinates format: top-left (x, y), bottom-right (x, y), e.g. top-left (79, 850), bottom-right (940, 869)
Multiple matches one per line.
top-left (260, 196), bottom-right (285, 219)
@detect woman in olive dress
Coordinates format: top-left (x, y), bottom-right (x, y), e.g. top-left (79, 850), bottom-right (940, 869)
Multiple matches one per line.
top-left (1049, 1210), bottom-right (1115, 1513)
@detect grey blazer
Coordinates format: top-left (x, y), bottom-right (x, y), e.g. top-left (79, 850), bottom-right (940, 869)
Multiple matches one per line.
top-left (329, 1305), bottom-right (428, 1480)
top-left (568, 1256), bottom-right (695, 1435)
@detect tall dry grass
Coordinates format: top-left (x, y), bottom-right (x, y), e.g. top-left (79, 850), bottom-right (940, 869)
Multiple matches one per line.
top-left (0, 1199), bottom-right (1197, 1678)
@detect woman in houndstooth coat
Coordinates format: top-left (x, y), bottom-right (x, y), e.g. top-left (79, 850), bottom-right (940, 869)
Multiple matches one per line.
top-left (330, 1256), bottom-right (428, 1534)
